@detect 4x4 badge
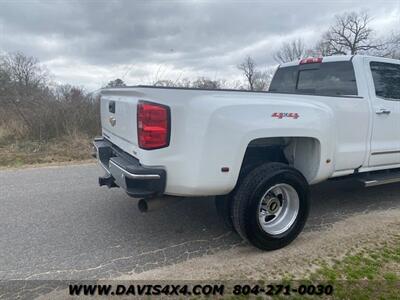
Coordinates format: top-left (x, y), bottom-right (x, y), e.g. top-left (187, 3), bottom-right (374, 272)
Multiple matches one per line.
top-left (271, 112), bottom-right (299, 119)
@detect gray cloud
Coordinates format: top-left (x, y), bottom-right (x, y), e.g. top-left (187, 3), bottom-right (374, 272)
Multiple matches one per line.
top-left (0, 0), bottom-right (398, 89)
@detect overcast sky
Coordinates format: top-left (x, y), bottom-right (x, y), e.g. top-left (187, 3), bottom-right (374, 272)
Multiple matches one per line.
top-left (0, 0), bottom-right (399, 90)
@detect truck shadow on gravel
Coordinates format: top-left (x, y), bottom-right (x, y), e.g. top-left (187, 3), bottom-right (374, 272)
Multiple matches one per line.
top-left (102, 179), bottom-right (400, 275)
top-left (306, 179), bottom-right (400, 231)
top-left (161, 179), bottom-right (400, 236)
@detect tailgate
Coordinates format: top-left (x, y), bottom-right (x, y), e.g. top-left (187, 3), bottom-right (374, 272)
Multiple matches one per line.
top-left (100, 92), bottom-right (139, 152)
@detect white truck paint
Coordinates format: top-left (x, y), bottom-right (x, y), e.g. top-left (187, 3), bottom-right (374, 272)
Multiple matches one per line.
top-left (100, 55), bottom-right (400, 196)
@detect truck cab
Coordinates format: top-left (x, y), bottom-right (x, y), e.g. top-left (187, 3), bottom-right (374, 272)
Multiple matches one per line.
top-left (270, 56), bottom-right (400, 176)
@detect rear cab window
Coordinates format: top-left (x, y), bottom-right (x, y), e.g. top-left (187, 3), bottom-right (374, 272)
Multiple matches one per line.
top-left (269, 60), bottom-right (358, 97)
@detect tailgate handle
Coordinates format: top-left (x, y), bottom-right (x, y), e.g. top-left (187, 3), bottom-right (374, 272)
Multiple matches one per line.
top-left (109, 101), bottom-right (115, 113)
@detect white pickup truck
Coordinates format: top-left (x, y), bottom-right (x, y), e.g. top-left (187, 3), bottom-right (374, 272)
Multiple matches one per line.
top-left (94, 55), bottom-right (400, 250)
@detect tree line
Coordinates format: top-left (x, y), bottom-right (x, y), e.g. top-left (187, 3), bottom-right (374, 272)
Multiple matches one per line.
top-left (0, 11), bottom-right (398, 143)
top-left (242, 11), bottom-right (399, 90)
top-left (108, 11), bottom-right (399, 92)
top-left (0, 53), bottom-right (100, 142)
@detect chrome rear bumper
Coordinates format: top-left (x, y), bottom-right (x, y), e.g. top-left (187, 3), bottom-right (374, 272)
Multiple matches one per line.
top-left (93, 137), bottom-right (166, 198)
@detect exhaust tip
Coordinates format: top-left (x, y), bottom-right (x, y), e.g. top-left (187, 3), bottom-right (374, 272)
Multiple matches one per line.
top-left (137, 196), bottom-right (182, 213)
top-left (138, 199), bottom-right (148, 213)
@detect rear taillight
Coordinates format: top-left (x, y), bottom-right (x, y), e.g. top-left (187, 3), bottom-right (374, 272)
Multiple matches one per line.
top-left (137, 101), bottom-right (170, 150)
top-left (299, 57), bottom-right (323, 64)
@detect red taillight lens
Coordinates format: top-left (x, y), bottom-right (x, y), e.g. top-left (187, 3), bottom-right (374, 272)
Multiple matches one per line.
top-left (137, 101), bottom-right (170, 150)
top-left (299, 57), bottom-right (323, 64)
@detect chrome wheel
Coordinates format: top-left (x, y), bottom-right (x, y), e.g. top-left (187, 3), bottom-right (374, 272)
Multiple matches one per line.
top-left (257, 183), bottom-right (299, 235)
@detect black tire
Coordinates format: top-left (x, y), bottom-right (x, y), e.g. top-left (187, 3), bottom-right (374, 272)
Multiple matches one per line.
top-left (215, 162), bottom-right (261, 231)
top-left (231, 162), bottom-right (309, 250)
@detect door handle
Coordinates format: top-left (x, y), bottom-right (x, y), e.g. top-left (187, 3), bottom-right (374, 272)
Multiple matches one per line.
top-left (376, 108), bottom-right (391, 115)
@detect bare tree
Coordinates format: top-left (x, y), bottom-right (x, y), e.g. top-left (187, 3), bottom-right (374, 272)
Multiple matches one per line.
top-left (317, 11), bottom-right (383, 56)
top-left (191, 77), bottom-right (220, 89)
top-left (152, 77), bottom-right (223, 89)
top-left (0, 52), bottom-right (49, 131)
top-left (237, 56), bottom-right (256, 90)
top-left (0, 52), bottom-right (101, 141)
top-left (274, 39), bottom-right (306, 63)
top-left (105, 78), bottom-right (126, 88)
top-left (55, 85), bottom-right (100, 137)
top-left (178, 78), bottom-right (192, 88)
top-left (310, 37), bottom-right (339, 57)
top-left (253, 68), bottom-right (276, 91)
top-left (0, 66), bottom-right (12, 101)
top-left (383, 32), bottom-right (400, 59)
top-left (1, 52), bottom-right (47, 88)
top-left (153, 79), bottom-right (176, 87)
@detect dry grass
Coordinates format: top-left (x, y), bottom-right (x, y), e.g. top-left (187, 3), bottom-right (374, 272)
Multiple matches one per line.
top-left (0, 130), bottom-right (95, 167)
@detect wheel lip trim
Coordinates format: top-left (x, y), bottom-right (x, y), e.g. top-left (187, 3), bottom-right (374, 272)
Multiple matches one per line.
top-left (257, 183), bottom-right (300, 236)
